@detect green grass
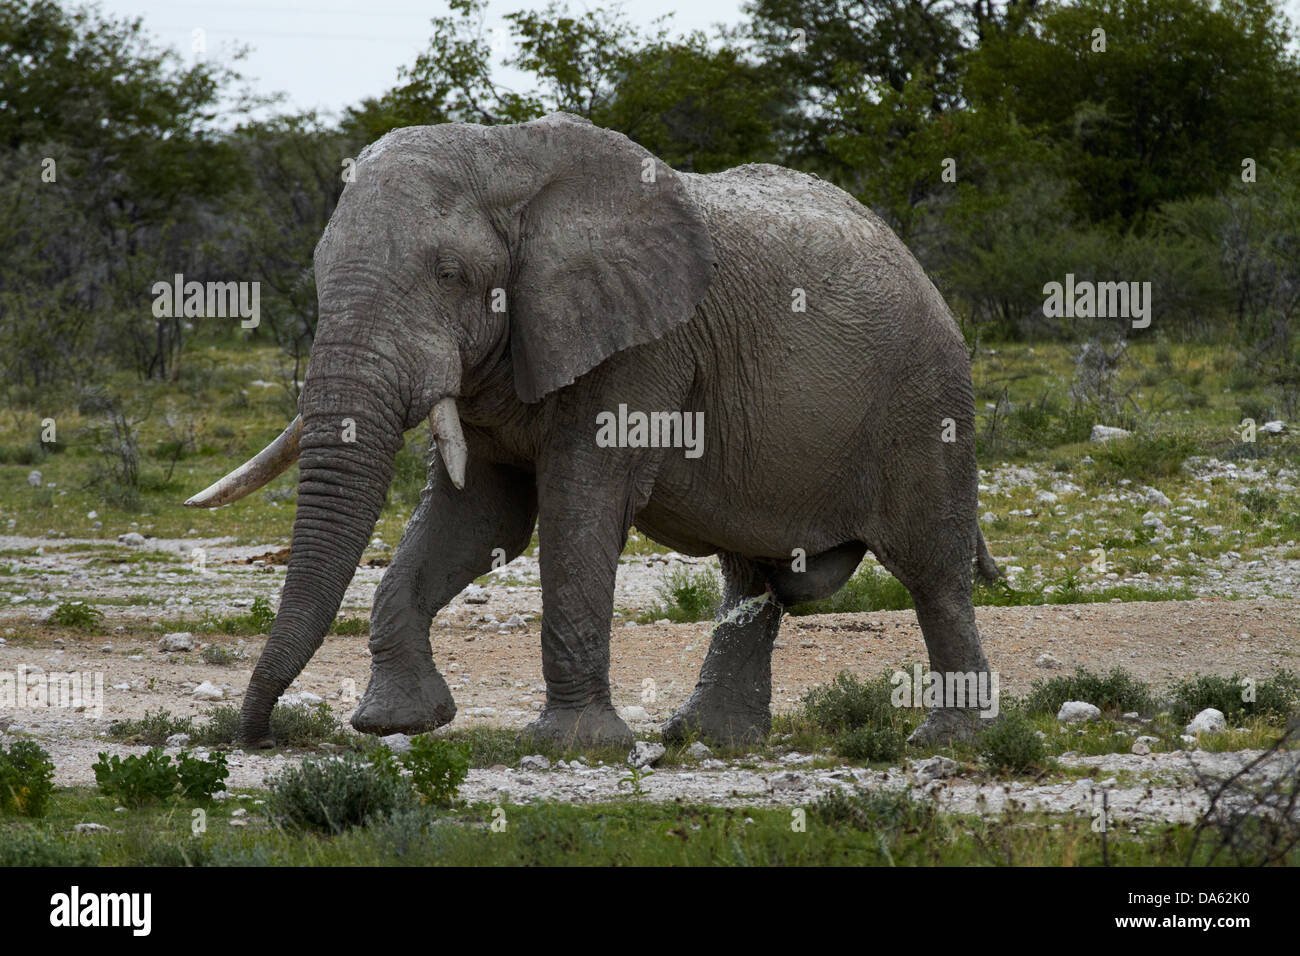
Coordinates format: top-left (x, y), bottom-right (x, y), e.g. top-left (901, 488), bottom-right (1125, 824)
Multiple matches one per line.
top-left (4, 785), bottom-right (1291, 866)
top-left (636, 565), bottom-right (722, 623)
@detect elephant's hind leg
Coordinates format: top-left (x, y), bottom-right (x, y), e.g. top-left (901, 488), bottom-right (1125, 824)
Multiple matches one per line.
top-left (663, 553), bottom-right (784, 747)
top-left (352, 457), bottom-right (536, 736)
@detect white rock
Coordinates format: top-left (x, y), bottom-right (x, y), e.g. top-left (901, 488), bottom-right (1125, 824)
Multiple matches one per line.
top-left (1185, 708), bottom-right (1226, 735)
top-left (27, 470), bottom-right (42, 487)
top-left (912, 755), bottom-right (959, 780)
top-left (192, 681), bottom-right (224, 701)
top-left (1261, 420), bottom-right (1287, 434)
top-left (520, 754), bottom-right (551, 771)
top-left (1142, 486), bottom-right (1172, 508)
top-left (1057, 701), bottom-right (1101, 723)
top-left (981, 511), bottom-right (997, 524)
top-left (1035, 490), bottom-right (1058, 506)
top-left (1090, 425), bottom-right (1131, 442)
top-left (1036, 653), bottom-right (1064, 669)
top-left (628, 741), bottom-right (665, 768)
top-left (166, 733), bottom-right (191, 748)
top-left (503, 613), bottom-right (526, 629)
top-left (686, 742), bottom-right (713, 760)
top-left (74, 823), bottom-right (109, 834)
top-left (159, 632), bottom-right (195, 652)
top-left (380, 733), bottom-right (412, 754)
top-left (1130, 740), bottom-right (1151, 755)
top-left (118, 531), bottom-right (146, 547)
top-left (281, 691), bottom-right (324, 707)
top-left (618, 705), bottom-right (651, 722)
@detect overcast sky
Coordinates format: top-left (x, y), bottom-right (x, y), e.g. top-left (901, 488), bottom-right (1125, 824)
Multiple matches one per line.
top-left (97, 0), bottom-right (1300, 122)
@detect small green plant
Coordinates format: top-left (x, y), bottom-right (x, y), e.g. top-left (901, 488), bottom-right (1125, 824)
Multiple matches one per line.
top-left (799, 671), bottom-right (900, 734)
top-left (106, 709), bottom-right (194, 746)
top-left (176, 750), bottom-right (229, 800)
top-left (0, 828), bottom-right (99, 866)
top-left (638, 566), bottom-right (721, 623)
top-left (200, 596), bottom-right (276, 635)
top-left (836, 725), bottom-right (905, 762)
top-left (400, 736), bottom-right (471, 806)
top-left (265, 752), bottom-right (412, 834)
top-left (330, 617), bottom-right (369, 636)
top-left (812, 787), bottom-right (938, 833)
top-left (1168, 671), bottom-right (1300, 726)
top-left (619, 760), bottom-right (655, 797)
top-left (200, 644), bottom-right (235, 665)
top-left (48, 600), bottom-right (105, 630)
top-left (92, 749), bottom-right (177, 806)
top-left (1090, 432), bottom-right (1201, 483)
top-left (979, 711), bottom-right (1047, 772)
top-left (790, 565), bottom-right (913, 615)
top-left (1237, 487), bottom-right (1279, 516)
top-left (0, 740), bottom-right (56, 817)
top-left (1023, 666), bottom-right (1155, 717)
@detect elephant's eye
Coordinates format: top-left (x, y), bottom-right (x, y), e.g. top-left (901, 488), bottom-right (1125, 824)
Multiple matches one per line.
top-left (435, 258), bottom-right (463, 285)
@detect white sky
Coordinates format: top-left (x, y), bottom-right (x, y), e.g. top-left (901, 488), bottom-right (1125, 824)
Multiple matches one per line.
top-left (96, 0), bottom-right (1300, 122)
top-left (96, 0), bottom-right (751, 121)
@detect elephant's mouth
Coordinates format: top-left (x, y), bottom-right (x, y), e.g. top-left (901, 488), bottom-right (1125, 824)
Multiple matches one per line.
top-left (184, 396), bottom-right (469, 508)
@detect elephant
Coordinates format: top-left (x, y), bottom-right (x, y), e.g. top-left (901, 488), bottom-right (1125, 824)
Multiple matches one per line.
top-left (186, 111), bottom-right (1001, 751)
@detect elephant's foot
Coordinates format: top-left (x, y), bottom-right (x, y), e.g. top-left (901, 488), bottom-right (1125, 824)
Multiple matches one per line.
top-left (520, 704), bottom-right (633, 750)
top-left (351, 663), bottom-right (456, 737)
top-left (663, 684), bottom-right (770, 747)
top-left (906, 707), bottom-right (983, 748)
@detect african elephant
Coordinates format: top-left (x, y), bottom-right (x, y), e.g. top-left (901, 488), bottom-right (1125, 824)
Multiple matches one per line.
top-left (187, 112), bottom-right (1000, 750)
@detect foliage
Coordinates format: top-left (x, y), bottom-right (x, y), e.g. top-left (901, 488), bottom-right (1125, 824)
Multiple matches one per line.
top-left (0, 739), bottom-right (56, 817)
top-left (798, 671), bottom-right (900, 734)
top-left (979, 711), bottom-right (1048, 772)
top-left (1167, 671), bottom-right (1300, 726)
top-left (1023, 666), bottom-right (1157, 717)
top-left (639, 565), bottom-right (722, 622)
top-left (398, 736), bottom-right (471, 806)
top-left (48, 600), bottom-right (104, 630)
top-left (91, 748), bottom-right (227, 806)
top-left (265, 752), bottom-right (413, 834)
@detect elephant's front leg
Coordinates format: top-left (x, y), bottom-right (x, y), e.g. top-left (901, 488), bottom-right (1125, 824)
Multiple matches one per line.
top-left (663, 553), bottom-right (784, 747)
top-left (352, 456), bottom-right (536, 736)
top-left (522, 447), bottom-right (657, 750)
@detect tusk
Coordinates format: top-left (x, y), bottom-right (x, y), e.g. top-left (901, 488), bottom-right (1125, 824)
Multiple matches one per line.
top-left (184, 416), bottom-right (302, 508)
top-left (430, 397), bottom-right (467, 490)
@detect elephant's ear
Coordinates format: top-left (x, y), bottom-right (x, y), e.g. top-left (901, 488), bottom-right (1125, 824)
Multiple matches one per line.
top-left (488, 114), bottom-right (715, 404)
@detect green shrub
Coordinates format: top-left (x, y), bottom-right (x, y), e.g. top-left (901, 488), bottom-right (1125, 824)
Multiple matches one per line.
top-left (1168, 671), bottom-right (1300, 726)
top-left (638, 566), bottom-right (721, 623)
top-left (92, 748), bottom-right (227, 806)
top-left (979, 711), bottom-right (1047, 772)
top-left (400, 736), bottom-right (471, 806)
top-left (1023, 667), bottom-right (1155, 717)
top-left (0, 740), bottom-right (56, 817)
top-left (189, 701), bottom-right (347, 748)
top-left (201, 596), bottom-right (276, 635)
top-left (799, 671), bottom-right (899, 734)
top-left (836, 725), bottom-right (905, 762)
top-left (265, 752), bottom-right (412, 834)
top-left (200, 644), bottom-right (235, 665)
top-left (106, 709), bottom-right (194, 746)
top-left (190, 705), bottom-right (241, 747)
top-left (789, 565), bottom-right (913, 615)
top-left (1090, 433), bottom-right (1201, 483)
top-left (176, 751), bottom-right (229, 800)
top-left (48, 600), bottom-right (105, 630)
top-left (1238, 488), bottom-right (1279, 515)
top-left (330, 617), bottom-right (369, 636)
top-left (0, 828), bottom-right (99, 866)
top-left (92, 749), bottom-right (179, 806)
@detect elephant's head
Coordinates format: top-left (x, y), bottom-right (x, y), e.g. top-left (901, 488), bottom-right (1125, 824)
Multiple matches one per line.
top-left (185, 113), bottom-right (714, 745)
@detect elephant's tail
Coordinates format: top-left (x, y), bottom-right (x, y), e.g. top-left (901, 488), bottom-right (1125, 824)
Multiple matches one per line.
top-left (975, 529), bottom-right (1002, 582)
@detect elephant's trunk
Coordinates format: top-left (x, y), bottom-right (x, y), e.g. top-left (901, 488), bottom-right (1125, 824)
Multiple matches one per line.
top-left (238, 378), bottom-right (406, 746)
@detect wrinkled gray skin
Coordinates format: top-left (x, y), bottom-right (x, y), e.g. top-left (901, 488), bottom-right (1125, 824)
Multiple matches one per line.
top-left (223, 112), bottom-right (999, 750)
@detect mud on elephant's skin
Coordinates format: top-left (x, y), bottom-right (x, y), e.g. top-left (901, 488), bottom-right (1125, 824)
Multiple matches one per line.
top-left (186, 112), bottom-right (1000, 751)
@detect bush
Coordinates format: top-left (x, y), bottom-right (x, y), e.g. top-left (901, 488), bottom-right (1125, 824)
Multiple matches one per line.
top-left (400, 736), bottom-right (471, 806)
top-left (176, 751), bottom-right (229, 800)
top-left (48, 601), bottom-right (105, 630)
top-left (0, 828), bottom-right (99, 866)
top-left (789, 565), bottom-right (913, 615)
top-left (200, 644), bottom-right (235, 665)
top-left (107, 709), bottom-right (194, 746)
top-left (836, 726), bottom-right (905, 762)
top-left (1023, 667), bottom-right (1155, 717)
top-left (1090, 433), bottom-right (1201, 483)
top-left (190, 706), bottom-right (241, 747)
top-left (0, 740), bottom-right (56, 817)
top-left (1168, 671), bottom-right (1300, 726)
top-left (638, 566), bottom-right (721, 623)
top-left (799, 671), bottom-right (899, 734)
top-left (265, 752), bottom-right (412, 834)
top-left (93, 749), bottom-right (180, 806)
top-left (202, 596), bottom-right (276, 635)
top-left (979, 711), bottom-right (1047, 772)
top-left (812, 787), bottom-right (937, 832)
top-left (189, 701), bottom-right (346, 748)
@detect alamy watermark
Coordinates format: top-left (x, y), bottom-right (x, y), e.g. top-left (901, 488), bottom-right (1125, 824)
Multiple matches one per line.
top-left (0, 665), bottom-right (104, 719)
top-left (1042, 274), bottom-right (1151, 329)
top-left (151, 273), bottom-right (260, 328)
top-left (891, 664), bottom-right (1000, 718)
top-left (595, 404), bottom-right (704, 459)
